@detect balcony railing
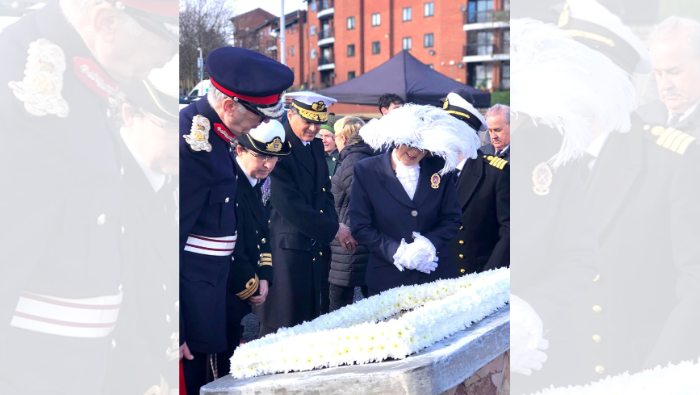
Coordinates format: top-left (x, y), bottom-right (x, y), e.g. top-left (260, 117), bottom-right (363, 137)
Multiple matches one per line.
top-left (318, 54), bottom-right (335, 67)
top-left (463, 41), bottom-right (510, 57)
top-left (318, 0), bottom-right (334, 12)
top-left (463, 9), bottom-right (510, 24)
top-left (317, 27), bottom-right (334, 41)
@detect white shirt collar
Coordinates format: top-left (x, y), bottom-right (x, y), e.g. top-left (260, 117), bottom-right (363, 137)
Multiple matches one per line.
top-left (497, 144), bottom-right (510, 153)
top-left (585, 131), bottom-right (611, 170)
top-left (235, 156), bottom-right (258, 187)
top-left (456, 158), bottom-right (468, 173)
top-left (302, 140), bottom-right (310, 146)
top-left (120, 127), bottom-right (166, 192)
top-left (392, 149), bottom-right (420, 200)
top-left (668, 99), bottom-right (700, 125)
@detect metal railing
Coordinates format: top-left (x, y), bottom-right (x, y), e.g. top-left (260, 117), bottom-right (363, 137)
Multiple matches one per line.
top-left (463, 41), bottom-right (510, 57)
top-left (318, 0), bottom-right (334, 12)
top-left (317, 27), bottom-right (334, 41)
top-left (463, 9), bottom-right (510, 24)
top-left (318, 54), bottom-right (335, 67)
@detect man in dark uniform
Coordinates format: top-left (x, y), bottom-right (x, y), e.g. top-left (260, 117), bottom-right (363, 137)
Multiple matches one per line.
top-left (213, 119), bottom-right (290, 377)
top-left (256, 92), bottom-right (356, 337)
top-left (179, 47), bottom-right (293, 394)
top-left (443, 90), bottom-right (510, 275)
top-left (104, 55), bottom-right (179, 394)
top-left (480, 104), bottom-right (511, 162)
top-left (0, 1), bottom-right (177, 393)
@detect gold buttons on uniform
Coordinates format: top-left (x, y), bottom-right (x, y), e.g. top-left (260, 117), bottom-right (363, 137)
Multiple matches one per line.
top-left (312, 257), bottom-right (316, 261)
top-left (459, 254), bottom-right (464, 259)
top-left (595, 365), bottom-right (605, 374)
top-left (411, 210), bottom-right (418, 217)
top-left (592, 334), bottom-right (601, 343)
top-left (460, 269), bottom-right (466, 273)
top-left (459, 226), bottom-right (464, 230)
top-left (225, 197), bottom-right (230, 203)
top-left (319, 252), bottom-right (323, 256)
top-left (261, 238), bottom-right (266, 244)
top-left (459, 240), bottom-right (464, 244)
top-left (97, 214), bottom-right (106, 226)
top-left (255, 230), bottom-right (259, 234)
top-left (592, 305), bottom-right (602, 313)
top-left (257, 245), bottom-right (261, 250)
top-left (320, 210), bottom-right (323, 213)
top-left (323, 188), bottom-right (326, 192)
top-left (593, 274), bottom-right (600, 282)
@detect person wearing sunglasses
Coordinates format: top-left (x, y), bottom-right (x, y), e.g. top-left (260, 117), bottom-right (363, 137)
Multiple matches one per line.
top-left (179, 46), bottom-right (293, 394)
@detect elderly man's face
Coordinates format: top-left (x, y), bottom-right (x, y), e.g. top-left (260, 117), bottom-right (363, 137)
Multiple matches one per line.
top-left (487, 114), bottom-right (510, 151)
top-left (651, 40), bottom-right (700, 114)
top-left (220, 99), bottom-right (268, 136)
top-left (318, 129), bottom-right (336, 153)
top-left (287, 109), bottom-right (320, 142)
top-left (88, 4), bottom-right (177, 83)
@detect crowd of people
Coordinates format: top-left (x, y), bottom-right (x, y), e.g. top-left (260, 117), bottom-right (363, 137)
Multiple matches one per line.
top-left (178, 48), bottom-right (511, 393)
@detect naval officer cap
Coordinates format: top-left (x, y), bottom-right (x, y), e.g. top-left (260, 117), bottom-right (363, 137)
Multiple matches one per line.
top-left (206, 47), bottom-right (295, 119)
top-left (107, 0), bottom-right (178, 43)
top-left (442, 88), bottom-right (488, 132)
top-left (238, 120), bottom-right (291, 156)
top-left (558, 0), bottom-right (652, 74)
top-left (121, 54), bottom-right (178, 122)
top-left (285, 91), bottom-right (337, 124)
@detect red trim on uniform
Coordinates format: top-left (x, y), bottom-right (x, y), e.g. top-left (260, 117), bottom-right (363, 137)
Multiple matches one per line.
top-left (213, 123), bottom-right (236, 144)
top-left (185, 244), bottom-right (234, 252)
top-left (21, 292), bottom-right (121, 310)
top-left (118, 0), bottom-right (179, 18)
top-left (189, 235), bottom-right (237, 243)
top-left (13, 312), bottom-right (117, 328)
top-left (73, 57), bottom-right (119, 99)
top-left (210, 78), bottom-right (280, 105)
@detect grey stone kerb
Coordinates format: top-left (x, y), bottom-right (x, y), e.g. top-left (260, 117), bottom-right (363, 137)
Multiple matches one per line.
top-left (201, 305), bottom-right (510, 395)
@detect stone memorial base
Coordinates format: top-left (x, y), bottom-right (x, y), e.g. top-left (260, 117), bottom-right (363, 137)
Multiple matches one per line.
top-left (201, 305), bottom-right (509, 395)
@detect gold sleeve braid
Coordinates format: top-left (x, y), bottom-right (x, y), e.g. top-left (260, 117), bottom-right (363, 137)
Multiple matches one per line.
top-left (236, 275), bottom-right (259, 300)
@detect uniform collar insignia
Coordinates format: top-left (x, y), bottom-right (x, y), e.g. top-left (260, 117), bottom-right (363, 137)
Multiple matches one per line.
top-left (8, 38), bottom-right (70, 118)
top-left (213, 123), bottom-right (236, 144)
top-left (183, 115), bottom-right (212, 152)
top-left (73, 57), bottom-right (119, 98)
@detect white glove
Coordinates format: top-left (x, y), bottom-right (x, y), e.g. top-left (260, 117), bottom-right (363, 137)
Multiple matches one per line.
top-left (402, 233), bottom-right (439, 273)
top-left (510, 294), bottom-right (549, 375)
top-left (392, 238), bottom-right (408, 272)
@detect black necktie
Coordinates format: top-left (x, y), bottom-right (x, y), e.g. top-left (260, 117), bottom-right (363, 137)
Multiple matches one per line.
top-left (496, 149), bottom-right (506, 158)
top-left (254, 181), bottom-right (263, 202)
top-left (668, 113), bottom-right (681, 127)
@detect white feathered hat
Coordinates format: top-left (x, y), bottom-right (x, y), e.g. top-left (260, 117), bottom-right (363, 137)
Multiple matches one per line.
top-left (511, 18), bottom-right (636, 169)
top-left (359, 104), bottom-right (479, 175)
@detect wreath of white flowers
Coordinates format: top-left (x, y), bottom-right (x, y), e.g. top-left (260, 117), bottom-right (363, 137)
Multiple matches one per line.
top-left (528, 359), bottom-right (700, 395)
top-left (230, 268), bottom-right (510, 378)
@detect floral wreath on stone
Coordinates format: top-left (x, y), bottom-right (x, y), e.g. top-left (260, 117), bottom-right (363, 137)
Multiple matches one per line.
top-left (230, 268), bottom-right (510, 378)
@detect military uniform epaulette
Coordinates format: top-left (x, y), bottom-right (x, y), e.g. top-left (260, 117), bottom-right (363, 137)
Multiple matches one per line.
top-left (485, 155), bottom-right (508, 170)
top-left (643, 124), bottom-right (697, 155)
top-left (183, 114), bottom-right (212, 152)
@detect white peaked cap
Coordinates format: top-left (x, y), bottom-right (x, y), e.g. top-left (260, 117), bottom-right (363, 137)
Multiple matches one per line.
top-left (359, 104), bottom-right (479, 175)
top-left (250, 119), bottom-right (286, 143)
top-left (284, 91), bottom-right (337, 107)
top-left (445, 92), bottom-right (489, 132)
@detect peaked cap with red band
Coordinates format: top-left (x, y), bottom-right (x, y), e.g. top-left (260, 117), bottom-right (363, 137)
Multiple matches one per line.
top-left (108, 0), bottom-right (178, 43)
top-left (205, 47), bottom-right (294, 119)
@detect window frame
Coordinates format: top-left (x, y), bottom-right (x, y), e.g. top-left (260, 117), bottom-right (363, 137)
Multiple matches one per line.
top-left (347, 16), bottom-right (356, 30)
top-left (372, 41), bottom-right (380, 54)
top-left (402, 37), bottom-right (412, 50)
top-left (348, 71), bottom-right (356, 80)
top-left (424, 2), bottom-right (434, 17)
top-left (347, 44), bottom-right (355, 57)
top-left (402, 7), bottom-right (412, 22)
top-left (424, 33), bottom-right (434, 48)
top-left (372, 13), bottom-right (381, 27)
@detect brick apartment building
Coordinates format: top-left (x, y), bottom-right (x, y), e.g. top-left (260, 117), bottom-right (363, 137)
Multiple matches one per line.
top-left (232, 0), bottom-right (509, 93)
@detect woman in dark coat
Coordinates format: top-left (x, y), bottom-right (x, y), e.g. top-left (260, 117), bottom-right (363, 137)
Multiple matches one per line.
top-left (329, 117), bottom-right (375, 311)
top-left (348, 104), bottom-right (480, 295)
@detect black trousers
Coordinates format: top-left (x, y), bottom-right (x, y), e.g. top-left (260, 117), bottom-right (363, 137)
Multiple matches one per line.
top-left (329, 283), bottom-right (368, 311)
top-left (182, 323), bottom-right (243, 395)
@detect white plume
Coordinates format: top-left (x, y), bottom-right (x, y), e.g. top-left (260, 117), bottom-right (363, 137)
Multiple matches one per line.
top-left (511, 18), bottom-right (637, 168)
top-left (359, 104), bottom-right (480, 175)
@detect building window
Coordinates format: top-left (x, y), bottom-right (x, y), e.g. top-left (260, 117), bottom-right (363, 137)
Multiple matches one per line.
top-left (310, 25), bottom-right (315, 36)
top-left (475, 64), bottom-right (493, 90)
top-left (260, 31), bottom-right (264, 39)
top-left (290, 25), bottom-right (295, 35)
top-left (501, 63), bottom-right (510, 89)
top-left (424, 2), bottom-right (434, 17)
top-left (427, 64), bottom-right (434, 69)
top-left (424, 33), bottom-right (434, 48)
top-left (348, 71), bottom-right (356, 80)
top-left (347, 44), bottom-right (355, 57)
top-left (467, 31), bottom-right (494, 56)
top-left (468, 0), bottom-right (494, 23)
top-left (347, 16), bottom-right (355, 30)
top-left (372, 41), bottom-right (380, 54)
top-left (290, 45), bottom-right (295, 56)
top-left (310, 0), bottom-right (316, 11)
top-left (372, 13), bottom-right (380, 26)
top-left (311, 49), bottom-right (316, 59)
top-left (312, 72), bottom-right (316, 83)
top-left (402, 7), bottom-right (412, 21)
top-left (402, 37), bottom-right (412, 50)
